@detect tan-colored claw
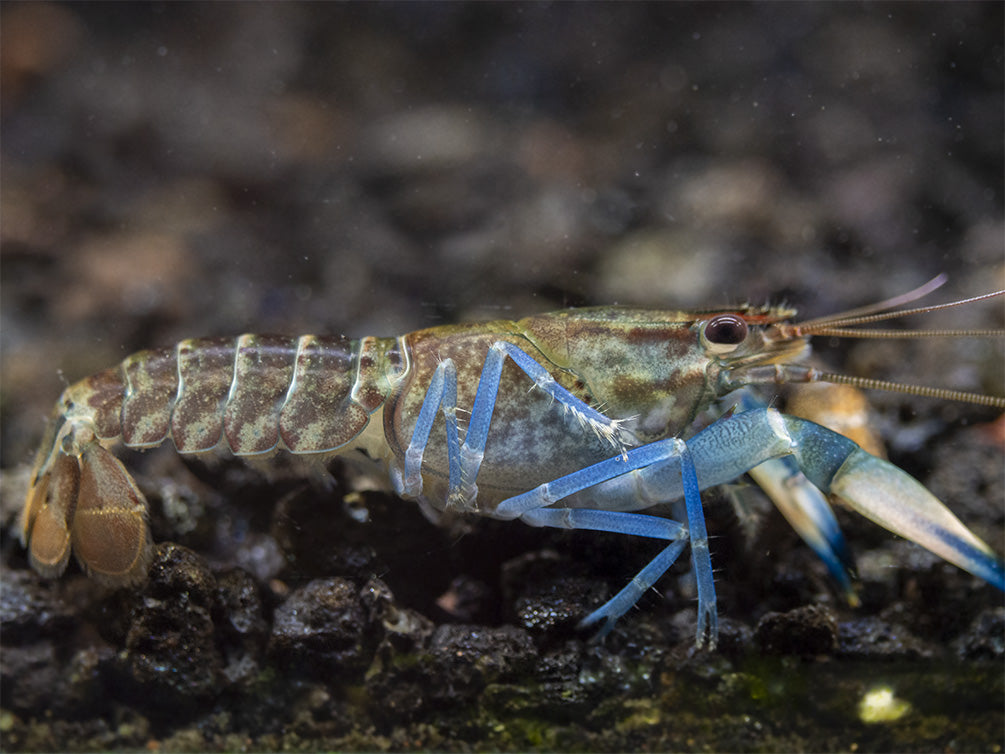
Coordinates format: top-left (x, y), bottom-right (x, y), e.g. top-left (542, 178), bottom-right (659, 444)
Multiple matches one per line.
top-left (22, 453), bottom-right (80, 577)
top-left (69, 443), bottom-right (152, 586)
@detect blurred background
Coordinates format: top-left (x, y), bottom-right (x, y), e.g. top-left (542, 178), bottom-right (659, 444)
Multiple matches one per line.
top-left (1, 4), bottom-right (1002, 750)
top-left (2, 2), bottom-right (1002, 466)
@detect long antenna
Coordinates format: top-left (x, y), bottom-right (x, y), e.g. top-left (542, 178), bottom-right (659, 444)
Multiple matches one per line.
top-left (810, 371), bottom-right (1005, 408)
top-left (766, 280), bottom-right (1005, 408)
top-left (796, 274), bottom-right (950, 329)
top-left (790, 287), bottom-right (1005, 338)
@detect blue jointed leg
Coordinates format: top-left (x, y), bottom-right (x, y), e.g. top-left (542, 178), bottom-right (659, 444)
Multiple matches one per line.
top-left (508, 440), bottom-right (719, 647)
top-left (391, 359), bottom-right (461, 499)
top-left (679, 442), bottom-right (717, 647)
top-left (495, 438), bottom-right (683, 519)
top-left (519, 507), bottom-right (691, 638)
top-left (467, 342), bottom-right (626, 451)
top-left (518, 507), bottom-right (688, 540)
top-left (452, 340), bottom-right (630, 507)
top-left (462, 341), bottom-right (629, 470)
top-left (579, 541), bottom-right (689, 638)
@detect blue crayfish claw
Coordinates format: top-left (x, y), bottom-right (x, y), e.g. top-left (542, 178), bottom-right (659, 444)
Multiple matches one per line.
top-left (826, 448), bottom-right (1004, 590)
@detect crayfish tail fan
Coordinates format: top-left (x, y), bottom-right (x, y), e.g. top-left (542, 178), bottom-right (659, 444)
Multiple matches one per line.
top-left (70, 443), bottom-right (153, 586)
top-left (22, 452), bottom-right (80, 578)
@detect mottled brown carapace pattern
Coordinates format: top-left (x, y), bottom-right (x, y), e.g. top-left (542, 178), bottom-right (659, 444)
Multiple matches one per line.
top-left (21, 306), bottom-right (803, 590)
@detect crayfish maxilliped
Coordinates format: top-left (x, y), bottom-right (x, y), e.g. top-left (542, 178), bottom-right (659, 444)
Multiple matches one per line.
top-left (21, 278), bottom-right (1004, 648)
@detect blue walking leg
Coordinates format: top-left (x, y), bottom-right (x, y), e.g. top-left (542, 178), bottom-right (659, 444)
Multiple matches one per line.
top-left (580, 542), bottom-right (689, 638)
top-left (444, 341), bottom-right (719, 644)
top-left (495, 438), bottom-right (682, 519)
top-left (390, 359), bottom-right (461, 499)
top-left (505, 438), bottom-right (719, 647)
top-left (679, 441), bottom-right (717, 648)
top-left (464, 342), bottom-right (628, 453)
top-left (519, 507), bottom-right (691, 639)
top-left (457, 340), bottom-right (631, 504)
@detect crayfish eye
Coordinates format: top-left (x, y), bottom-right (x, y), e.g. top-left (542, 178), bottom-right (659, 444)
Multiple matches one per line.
top-left (701, 314), bottom-right (749, 354)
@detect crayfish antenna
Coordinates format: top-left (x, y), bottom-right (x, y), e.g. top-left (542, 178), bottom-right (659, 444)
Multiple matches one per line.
top-left (803, 371), bottom-right (1005, 409)
top-left (765, 281), bottom-right (1005, 408)
top-left (787, 283), bottom-right (1005, 339)
top-left (795, 273), bottom-right (952, 329)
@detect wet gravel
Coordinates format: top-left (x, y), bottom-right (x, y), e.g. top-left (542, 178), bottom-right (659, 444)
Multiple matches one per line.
top-left (1, 3), bottom-right (1003, 752)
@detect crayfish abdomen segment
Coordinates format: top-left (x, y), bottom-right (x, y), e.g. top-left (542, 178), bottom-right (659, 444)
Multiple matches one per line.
top-left (87, 334), bottom-right (397, 457)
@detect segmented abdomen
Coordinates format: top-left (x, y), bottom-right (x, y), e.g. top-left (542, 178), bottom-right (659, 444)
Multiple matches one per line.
top-left (59, 334), bottom-right (404, 456)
